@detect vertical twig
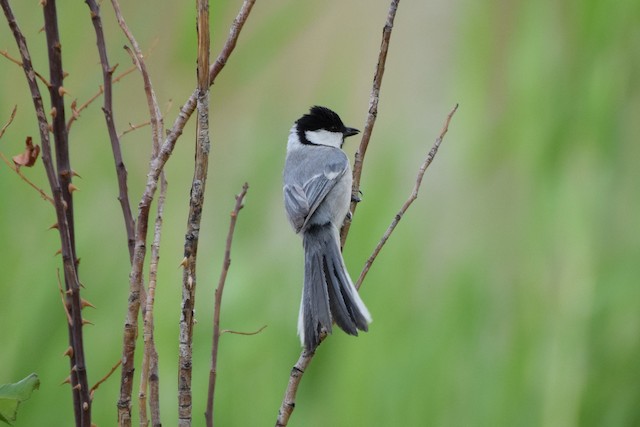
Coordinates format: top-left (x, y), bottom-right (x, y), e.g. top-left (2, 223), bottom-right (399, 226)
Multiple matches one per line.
top-left (84, 0), bottom-right (136, 260)
top-left (340, 0), bottom-right (400, 247)
top-left (276, 1), bottom-right (400, 426)
top-left (42, 1), bottom-right (92, 425)
top-left (205, 183), bottom-right (249, 427)
top-left (1, 1), bottom-right (91, 426)
top-left (178, 0), bottom-right (210, 425)
top-left (108, 0), bottom-right (166, 425)
top-left (139, 173), bottom-right (167, 427)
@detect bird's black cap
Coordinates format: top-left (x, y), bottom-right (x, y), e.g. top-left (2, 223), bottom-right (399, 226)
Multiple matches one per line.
top-left (296, 106), bottom-right (359, 144)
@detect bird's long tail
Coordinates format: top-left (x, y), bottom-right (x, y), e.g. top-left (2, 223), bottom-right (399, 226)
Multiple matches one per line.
top-left (299, 223), bottom-right (371, 350)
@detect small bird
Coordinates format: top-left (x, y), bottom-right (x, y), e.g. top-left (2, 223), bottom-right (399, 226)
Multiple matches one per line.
top-left (283, 106), bottom-right (372, 350)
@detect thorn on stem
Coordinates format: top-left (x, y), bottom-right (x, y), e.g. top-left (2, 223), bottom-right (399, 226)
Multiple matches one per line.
top-left (63, 346), bottom-right (73, 358)
top-left (81, 298), bottom-right (96, 309)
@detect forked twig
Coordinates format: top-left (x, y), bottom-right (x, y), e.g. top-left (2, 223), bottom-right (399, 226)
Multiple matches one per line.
top-left (206, 182), bottom-right (249, 427)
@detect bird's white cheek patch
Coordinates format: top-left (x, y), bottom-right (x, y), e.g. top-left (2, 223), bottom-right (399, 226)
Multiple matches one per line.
top-left (305, 129), bottom-right (343, 148)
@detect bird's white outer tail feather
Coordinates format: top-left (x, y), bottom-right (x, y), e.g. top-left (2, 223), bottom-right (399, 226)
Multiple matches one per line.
top-left (298, 223), bottom-right (372, 349)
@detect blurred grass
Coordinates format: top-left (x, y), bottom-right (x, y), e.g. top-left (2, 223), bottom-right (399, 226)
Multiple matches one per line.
top-left (1, 0), bottom-right (639, 426)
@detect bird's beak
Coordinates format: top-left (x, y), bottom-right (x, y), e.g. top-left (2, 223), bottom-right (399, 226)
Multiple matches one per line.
top-left (343, 127), bottom-right (360, 138)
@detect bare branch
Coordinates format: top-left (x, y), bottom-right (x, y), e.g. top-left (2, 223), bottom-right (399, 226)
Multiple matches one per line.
top-left (356, 104), bottom-right (458, 288)
top-left (90, 359), bottom-right (122, 398)
top-left (178, 1), bottom-right (210, 424)
top-left (221, 325), bottom-right (267, 336)
top-left (0, 105), bottom-right (17, 139)
top-left (340, 0), bottom-right (400, 248)
top-left (0, 150), bottom-right (55, 204)
top-left (0, 48), bottom-right (51, 87)
top-left (119, 100), bottom-right (173, 139)
top-left (139, 172), bottom-right (167, 427)
top-left (108, 0), bottom-right (167, 423)
top-left (206, 182), bottom-right (249, 427)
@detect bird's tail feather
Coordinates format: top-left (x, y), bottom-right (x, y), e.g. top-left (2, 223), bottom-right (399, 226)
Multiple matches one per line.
top-left (299, 223), bottom-right (371, 350)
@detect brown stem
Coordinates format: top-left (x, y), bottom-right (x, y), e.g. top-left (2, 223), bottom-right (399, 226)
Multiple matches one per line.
top-left (340, 0), bottom-right (400, 248)
top-left (206, 183), bottom-right (249, 427)
top-left (108, 0), bottom-right (166, 424)
top-left (139, 172), bottom-right (167, 427)
top-left (178, 1), bottom-right (210, 425)
top-left (1, 1), bottom-right (91, 425)
top-left (84, 0), bottom-right (136, 260)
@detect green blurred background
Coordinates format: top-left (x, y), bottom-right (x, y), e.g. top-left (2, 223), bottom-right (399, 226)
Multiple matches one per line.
top-left (1, 0), bottom-right (639, 425)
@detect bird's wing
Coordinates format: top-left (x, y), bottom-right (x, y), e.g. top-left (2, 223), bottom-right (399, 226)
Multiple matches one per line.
top-left (284, 154), bottom-right (348, 233)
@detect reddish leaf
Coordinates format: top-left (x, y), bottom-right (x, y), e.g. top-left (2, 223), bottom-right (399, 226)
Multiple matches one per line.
top-left (12, 137), bottom-right (40, 167)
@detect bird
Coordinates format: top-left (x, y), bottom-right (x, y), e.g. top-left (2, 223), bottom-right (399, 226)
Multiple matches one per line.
top-left (283, 106), bottom-right (372, 351)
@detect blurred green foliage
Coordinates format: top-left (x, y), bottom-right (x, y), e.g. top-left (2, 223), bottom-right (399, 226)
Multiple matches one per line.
top-left (1, 0), bottom-right (638, 426)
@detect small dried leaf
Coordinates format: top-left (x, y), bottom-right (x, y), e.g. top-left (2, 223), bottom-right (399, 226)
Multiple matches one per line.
top-left (12, 137), bottom-right (40, 167)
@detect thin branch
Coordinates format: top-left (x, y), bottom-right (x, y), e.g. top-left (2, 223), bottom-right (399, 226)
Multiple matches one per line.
top-left (221, 325), bottom-right (267, 336)
top-left (340, 0), bottom-right (400, 248)
top-left (0, 150), bottom-right (55, 204)
top-left (101, 1), bottom-right (256, 422)
top-left (206, 182), bottom-right (249, 427)
top-left (208, 0), bottom-right (256, 83)
top-left (276, 2), bottom-right (400, 425)
top-left (42, 0), bottom-right (92, 424)
top-left (87, 0), bottom-right (135, 263)
top-left (66, 63), bottom-right (138, 132)
top-left (119, 100), bottom-right (173, 139)
top-left (356, 104), bottom-right (458, 289)
top-left (178, 1), bottom-right (210, 425)
top-left (89, 360), bottom-right (122, 398)
top-left (0, 48), bottom-right (51, 87)
top-left (139, 172), bottom-right (167, 427)
top-left (0, 105), bottom-right (17, 139)
top-left (108, 0), bottom-right (166, 424)
top-left (275, 348), bottom-right (318, 427)
top-left (0, 108), bottom-right (52, 203)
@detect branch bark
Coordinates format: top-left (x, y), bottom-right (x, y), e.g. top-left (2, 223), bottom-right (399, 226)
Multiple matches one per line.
top-left (1, 1), bottom-right (91, 425)
top-left (178, 1), bottom-right (210, 425)
top-left (340, 0), bottom-right (400, 248)
top-left (206, 182), bottom-right (249, 427)
top-left (108, 0), bottom-right (166, 424)
top-left (84, 0), bottom-right (136, 261)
